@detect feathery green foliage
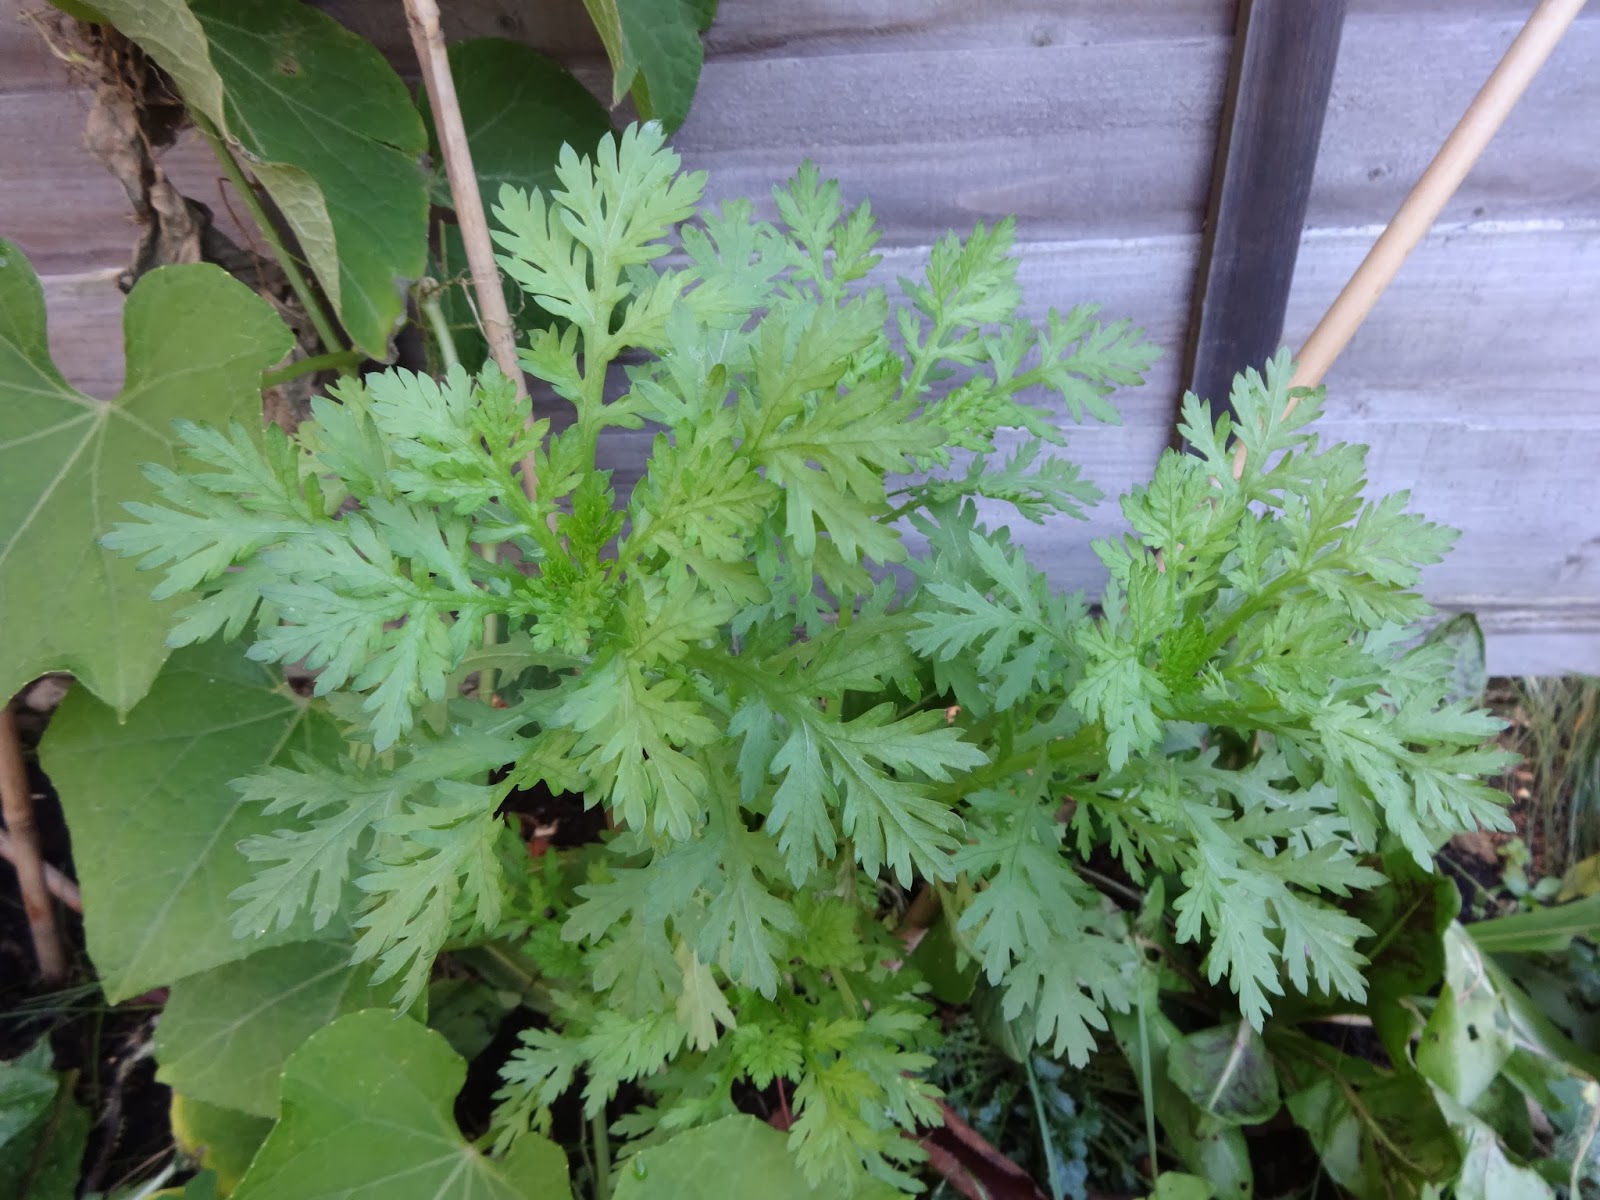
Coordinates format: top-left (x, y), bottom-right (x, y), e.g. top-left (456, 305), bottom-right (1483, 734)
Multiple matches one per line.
top-left (108, 122), bottom-right (1511, 1195)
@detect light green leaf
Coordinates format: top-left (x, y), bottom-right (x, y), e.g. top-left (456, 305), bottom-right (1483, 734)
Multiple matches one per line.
top-left (232, 1010), bottom-right (571, 1200)
top-left (1452, 1122), bottom-right (1554, 1200)
top-left (1466, 895), bottom-right (1600, 956)
top-left (171, 1094), bottom-right (274, 1194)
top-left (41, 638), bottom-right (344, 1001)
top-left (91, 0), bottom-right (428, 358)
top-left (580, 0), bottom-right (709, 130)
top-left (1148, 1175), bottom-right (1215, 1200)
top-left (1166, 1022), bottom-right (1281, 1127)
top-left (1418, 925), bottom-right (1517, 1108)
top-left (613, 1114), bottom-right (895, 1199)
top-left (0, 243), bottom-right (291, 712)
top-left (155, 942), bottom-right (389, 1117)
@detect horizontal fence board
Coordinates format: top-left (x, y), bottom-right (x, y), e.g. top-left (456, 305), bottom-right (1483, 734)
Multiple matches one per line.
top-left (1308, 12), bottom-right (1600, 229)
top-left (10, 2), bottom-right (1595, 270)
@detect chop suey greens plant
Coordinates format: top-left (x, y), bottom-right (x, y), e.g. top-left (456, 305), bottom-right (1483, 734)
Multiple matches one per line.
top-left (104, 123), bottom-right (1516, 1195)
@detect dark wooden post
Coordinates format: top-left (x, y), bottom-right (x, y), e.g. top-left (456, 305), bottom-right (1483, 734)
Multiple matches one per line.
top-left (1179, 0), bottom-right (1348, 432)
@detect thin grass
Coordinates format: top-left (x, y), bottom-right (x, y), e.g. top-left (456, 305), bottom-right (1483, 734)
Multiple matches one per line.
top-left (1495, 676), bottom-right (1600, 877)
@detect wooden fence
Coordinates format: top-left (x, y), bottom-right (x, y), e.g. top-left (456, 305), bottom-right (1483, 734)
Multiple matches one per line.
top-left (4, 0), bottom-right (1597, 672)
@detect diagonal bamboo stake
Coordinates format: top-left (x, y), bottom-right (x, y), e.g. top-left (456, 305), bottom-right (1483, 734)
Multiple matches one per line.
top-left (1233, 0), bottom-right (1588, 478)
top-left (0, 705), bottom-right (66, 981)
top-left (402, 0), bottom-right (538, 501)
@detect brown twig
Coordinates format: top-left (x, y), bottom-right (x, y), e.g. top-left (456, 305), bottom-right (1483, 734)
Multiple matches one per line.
top-left (402, 0), bottom-right (539, 501)
top-left (0, 705), bottom-right (67, 980)
top-left (1232, 0), bottom-right (1587, 480)
top-left (0, 829), bottom-right (82, 914)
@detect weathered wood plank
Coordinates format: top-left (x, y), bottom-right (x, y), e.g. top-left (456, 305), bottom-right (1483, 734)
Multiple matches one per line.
top-left (1308, 10), bottom-right (1600, 230)
top-left (10, 1), bottom-right (1596, 274)
top-left (1183, 0), bottom-right (1347, 415)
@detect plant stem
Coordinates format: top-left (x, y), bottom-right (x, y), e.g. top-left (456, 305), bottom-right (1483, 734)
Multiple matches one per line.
top-left (1572, 1081), bottom-right (1600, 1199)
top-left (260, 350), bottom-right (365, 389)
top-left (418, 284), bottom-right (462, 373)
top-left (193, 115), bottom-right (348, 360)
top-left (591, 1112), bottom-right (612, 1200)
top-left (1022, 1056), bottom-right (1066, 1200)
top-left (1136, 993), bottom-right (1160, 1193)
top-left (0, 705), bottom-right (64, 982)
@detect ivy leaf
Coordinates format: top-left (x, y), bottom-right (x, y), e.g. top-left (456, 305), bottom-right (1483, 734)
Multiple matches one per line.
top-left (92, 0), bottom-right (428, 358)
top-left (581, 0), bottom-right (711, 130)
top-left (232, 1010), bottom-right (571, 1200)
top-left (155, 943), bottom-right (389, 1118)
top-left (0, 245), bottom-right (291, 712)
top-left (41, 638), bottom-right (343, 1001)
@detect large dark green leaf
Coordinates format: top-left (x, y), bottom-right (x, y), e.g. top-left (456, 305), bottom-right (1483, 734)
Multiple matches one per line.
top-left (41, 638), bottom-right (344, 1000)
top-left (420, 39), bottom-right (611, 370)
top-left (1282, 1043), bottom-right (1458, 1200)
top-left (1350, 849), bottom-right (1460, 1065)
top-left (422, 39), bottom-right (612, 208)
top-left (581, 0), bottom-right (710, 130)
top-left (0, 1041), bottom-right (89, 1200)
top-left (0, 242), bottom-right (291, 712)
top-left (232, 1011), bottom-right (570, 1200)
top-left (90, 0), bottom-right (428, 359)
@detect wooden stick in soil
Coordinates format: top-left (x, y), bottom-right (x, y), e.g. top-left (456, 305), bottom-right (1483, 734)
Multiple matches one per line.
top-left (0, 705), bottom-right (66, 981)
top-left (402, 0), bottom-right (539, 500)
top-left (1233, 0), bottom-right (1588, 479)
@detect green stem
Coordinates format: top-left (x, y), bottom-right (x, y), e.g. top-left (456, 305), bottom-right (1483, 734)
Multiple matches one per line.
top-left (480, 544), bottom-right (501, 704)
top-left (1200, 570), bottom-right (1304, 664)
top-left (1023, 1056), bottom-right (1066, 1200)
top-left (591, 1112), bottom-right (613, 1200)
top-left (1571, 1081), bottom-right (1600, 1200)
top-left (418, 284), bottom-right (462, 373)
top-left (260, 350), bottom-right (364, 389)
top-left (194, 114), bottom-right (348, 361)
top-left (455, 942), bottom-right (553, 1014)
top-left (1136, 993), bottom-right (1160, 1193)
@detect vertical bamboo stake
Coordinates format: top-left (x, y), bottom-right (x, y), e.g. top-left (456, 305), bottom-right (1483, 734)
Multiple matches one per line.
top-left (402, 0), bottom-right (539, 499)
top-left (1232, 0), bottom-right (1588, 479)
top-left (0, 705), bottom-right (65, 982)
top-left (1291, 0), bottom-right (1589, 390)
